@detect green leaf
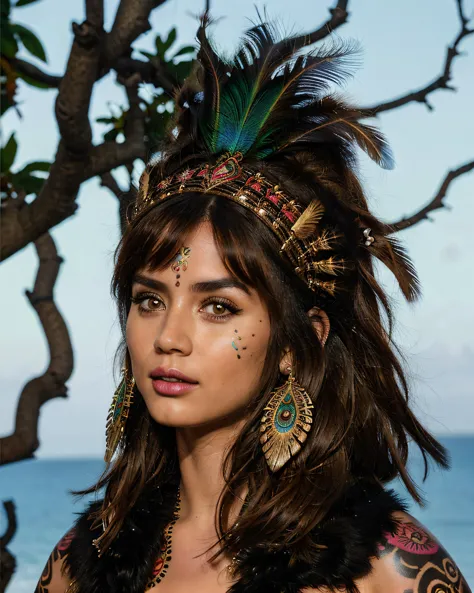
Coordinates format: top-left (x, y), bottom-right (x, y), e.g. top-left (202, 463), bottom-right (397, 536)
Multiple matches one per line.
top-left (12, 172), bottom-right (44, 194)
top-left (1, 133), bottom-right (18, 172)
top-left (96, 116), bottom-right (117, 124)
top-left (172, 45), bottom-right (195, 58)
top-left (17, 160), bottom-right (50, 175)
top-left (1, 30), bottom-right (19, 57)
top-left (104, 129), bottom-right (119, 142)
top-left (168, 60), bottom-right (193, 84)
top-left (11, 23), bottom-right (47, 62)
top-left (138, 50), bottom-right (155, 61)
top-left (164, 27), bottom-right (177, 51)
top-left (15, 0), bottom-right (41, 6)
top-left (1, 0), bottom-right (11, 18)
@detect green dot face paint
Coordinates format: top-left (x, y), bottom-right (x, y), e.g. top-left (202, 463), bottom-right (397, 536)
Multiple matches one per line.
top-left (232, 330), bottom-right (248, 359)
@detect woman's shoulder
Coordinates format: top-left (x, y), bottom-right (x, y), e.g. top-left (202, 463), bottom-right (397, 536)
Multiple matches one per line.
top-left (361, 510), bottom-right (471, 593)
top-left (35, 528), bottom-right (76, 593)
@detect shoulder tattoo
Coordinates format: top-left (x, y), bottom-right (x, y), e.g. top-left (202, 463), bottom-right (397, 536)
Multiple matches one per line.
top-left (35, 529), bottom-right (75, 593)
top-left (379, 518), bottom-right (471, 593)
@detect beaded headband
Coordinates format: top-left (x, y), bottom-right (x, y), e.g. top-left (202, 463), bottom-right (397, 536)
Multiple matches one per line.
top-left (129, 152), bottom-right (347, 296)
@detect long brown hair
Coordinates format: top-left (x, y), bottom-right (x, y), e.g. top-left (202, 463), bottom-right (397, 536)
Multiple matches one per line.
top-left (78, 154), bottom-right (448, 559)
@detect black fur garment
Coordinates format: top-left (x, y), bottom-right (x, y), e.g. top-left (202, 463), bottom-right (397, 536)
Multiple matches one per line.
top-left (64, 479), bottom-right (407, 593)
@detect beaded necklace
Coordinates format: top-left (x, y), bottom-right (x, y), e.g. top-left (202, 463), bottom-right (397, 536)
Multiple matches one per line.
top-left (145, 488), bottom-right (241, 589)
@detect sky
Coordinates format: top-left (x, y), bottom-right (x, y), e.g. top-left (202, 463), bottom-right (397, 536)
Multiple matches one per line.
top-left (1, 0), bottom-right (473, 457)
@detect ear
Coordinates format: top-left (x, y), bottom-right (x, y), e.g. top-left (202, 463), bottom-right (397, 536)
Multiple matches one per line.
top-left (279, 307), bottom-right (330, 374)
top-left (307, 307), bottom-right (330, 346)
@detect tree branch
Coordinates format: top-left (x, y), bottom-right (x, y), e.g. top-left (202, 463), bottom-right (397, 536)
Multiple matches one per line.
top-left (0, 233), bottom-right (74, 465)
top-left (55, 7), bottom-right (104, 153)
top-left (0, 501), bottom-right (17, 547)
top-left (289, 0), bottom-right (349, 48)
top-left (360, 0), bottom-right (474, 116)
top-left (100, 171), bottom-right (137, 234)
top-left (13, 58), bottom-right (61, 87)
top-left (0, 501), bottom-right (16, 593)
top-left (389, 160), bottom-right (474, 231)
top-left (103, 0), bottom-right (167, 66)
top-left (114, 56), bottom-right (176, 95)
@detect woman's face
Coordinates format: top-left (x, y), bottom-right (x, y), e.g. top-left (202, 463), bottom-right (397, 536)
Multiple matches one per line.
top-left (126, 222), bottom-right (271, 429)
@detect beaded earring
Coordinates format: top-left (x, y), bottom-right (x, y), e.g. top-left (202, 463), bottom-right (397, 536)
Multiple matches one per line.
top-left (260, 367), bottom-right (314, 472)
top-left (104, 365), bottom-right (135, 463)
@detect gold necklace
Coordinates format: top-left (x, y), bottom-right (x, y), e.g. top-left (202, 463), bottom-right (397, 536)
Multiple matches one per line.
top-left (145, 488), bottom-right (240, 589)
top-left (145, 489), bottom-right (181, 589)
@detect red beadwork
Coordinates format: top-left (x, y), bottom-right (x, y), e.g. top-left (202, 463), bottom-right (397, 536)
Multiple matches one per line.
top-left (265, 188), bottom-right (280, 206)
top-left (282, 209), bottom-right (296, 223)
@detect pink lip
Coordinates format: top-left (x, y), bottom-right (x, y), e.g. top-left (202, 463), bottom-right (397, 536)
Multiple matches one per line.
top-left (151, 379), bottom-right (199, 396)
top-left (149, 367), bottom-right (198, 383)
top-left (150, 366), bottom-right (199, 396)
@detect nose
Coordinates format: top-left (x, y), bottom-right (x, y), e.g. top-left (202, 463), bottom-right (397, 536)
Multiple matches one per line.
top-left (153, 303), bottom-right (192, 355)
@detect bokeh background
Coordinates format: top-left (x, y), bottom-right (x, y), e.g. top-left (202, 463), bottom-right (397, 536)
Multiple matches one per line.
top-left (1, 0), bottom-right (473, 590)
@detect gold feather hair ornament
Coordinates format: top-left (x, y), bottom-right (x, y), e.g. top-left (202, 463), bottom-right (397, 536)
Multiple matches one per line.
top-left (129, 16), bottom-right (420, 304)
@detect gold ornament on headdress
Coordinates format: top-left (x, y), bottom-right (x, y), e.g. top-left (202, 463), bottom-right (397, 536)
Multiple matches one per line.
top-left (129, 154), bottom-right (345, 297)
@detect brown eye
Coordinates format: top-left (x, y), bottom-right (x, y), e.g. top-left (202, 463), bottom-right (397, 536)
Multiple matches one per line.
top-left (130, 293), bottom-right (164, 314)
top-left (144, 298), bottom-right (161, 310)
top-left (201, 298), bottom-right (241, 320)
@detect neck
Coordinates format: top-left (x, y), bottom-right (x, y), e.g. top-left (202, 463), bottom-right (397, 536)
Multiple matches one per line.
top-left (175, 418), bottom-right (246, 529)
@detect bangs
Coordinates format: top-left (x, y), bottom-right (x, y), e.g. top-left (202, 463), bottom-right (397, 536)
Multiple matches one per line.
top-left (112, 193), bottom-right (303, 315)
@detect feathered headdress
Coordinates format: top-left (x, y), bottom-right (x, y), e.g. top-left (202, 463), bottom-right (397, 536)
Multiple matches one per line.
top-left (131, 18), bottom-right (420, 302)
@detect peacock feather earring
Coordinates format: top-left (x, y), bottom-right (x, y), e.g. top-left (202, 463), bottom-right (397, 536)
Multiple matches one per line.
top-left (104, 365), bottom-right (135, 463)
top-left (260, 367), bottom-right (314, 472)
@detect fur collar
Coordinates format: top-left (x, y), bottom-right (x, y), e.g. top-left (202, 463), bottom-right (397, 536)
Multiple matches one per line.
top-left (65, 479), bottom-right (406, 593)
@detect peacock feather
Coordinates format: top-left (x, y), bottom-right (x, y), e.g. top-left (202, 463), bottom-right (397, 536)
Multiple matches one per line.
top-left (176, 17), bottom-right (394, 169)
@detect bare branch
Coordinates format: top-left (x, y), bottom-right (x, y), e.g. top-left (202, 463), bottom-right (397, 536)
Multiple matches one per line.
top-left (389, 160), bottom-right (474, 231)
top-left (100, 171), bottom-right (124, 198)
top-left (0, 501), bottom-right (16, 547)
top-left (55, 14), bottom-right (104, 152)
top-left (290, 0), bottom-right (349, 48)
top-left (0, 500), bottom-right (16, 593)
top-left (13, 58), bottom-right (61, 87)
top-left (114, 56), bottom-right (176, 95)
top-left (103, 0), bottom-right (167, 66)
top-left (361, 0), bottom-right (474, 116)
top-left (0, 233), bottom-right (74, 465)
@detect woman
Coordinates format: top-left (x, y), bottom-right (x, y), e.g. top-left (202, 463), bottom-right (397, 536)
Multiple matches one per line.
top-left (36, 19), bottom-right (470, 593)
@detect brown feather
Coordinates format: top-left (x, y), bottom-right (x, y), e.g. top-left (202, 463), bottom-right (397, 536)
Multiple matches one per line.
top-left (291, 199), bottom-right (324, 239)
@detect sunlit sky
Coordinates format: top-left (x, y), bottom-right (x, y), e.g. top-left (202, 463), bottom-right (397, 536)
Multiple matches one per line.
top-left (1, 0), bottom-right (473, 457)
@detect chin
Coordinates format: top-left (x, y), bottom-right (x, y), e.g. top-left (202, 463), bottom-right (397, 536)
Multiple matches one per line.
top-left (145, 398), bottom-right (245, 432)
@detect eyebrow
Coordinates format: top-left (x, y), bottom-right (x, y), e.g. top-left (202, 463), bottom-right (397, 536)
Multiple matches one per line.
top-left (132, 274), bottom-right (251, 295)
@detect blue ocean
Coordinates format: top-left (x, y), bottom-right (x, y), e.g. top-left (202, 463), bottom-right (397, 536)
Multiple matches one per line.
top-left (1, 436), bottom-right (473, 592)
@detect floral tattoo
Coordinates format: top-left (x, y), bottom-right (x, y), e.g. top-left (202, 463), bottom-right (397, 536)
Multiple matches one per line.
top-left (379, 519), bottom-right (471, 593)
top-left (35, 529), bottom-right (75, 593)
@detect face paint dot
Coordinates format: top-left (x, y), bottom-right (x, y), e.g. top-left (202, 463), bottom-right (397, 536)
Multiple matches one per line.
top-left (243, 347), bottom-right (247, 350)
top-left (252, 334), bottom-right (255, 337)
top-left (175, 281), bottom-right (180, 287)
top-left (234, 329), bottom-right (238, 333)
top-left (177, 274), bottom-right (180, 278)
top-left (237, 354), bottom-right (241, 359)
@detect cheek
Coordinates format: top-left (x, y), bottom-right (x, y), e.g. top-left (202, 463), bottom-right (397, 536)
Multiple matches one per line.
top-left (125, 315), bottom-right (153, 370)
top-left (202, 323), bottom-right (270, 392)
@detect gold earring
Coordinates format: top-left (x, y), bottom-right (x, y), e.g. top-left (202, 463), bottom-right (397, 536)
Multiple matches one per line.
top-left (260, 367), bottom-right (314, 472)
top-left (104, 365), bottom-right (135, 462)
